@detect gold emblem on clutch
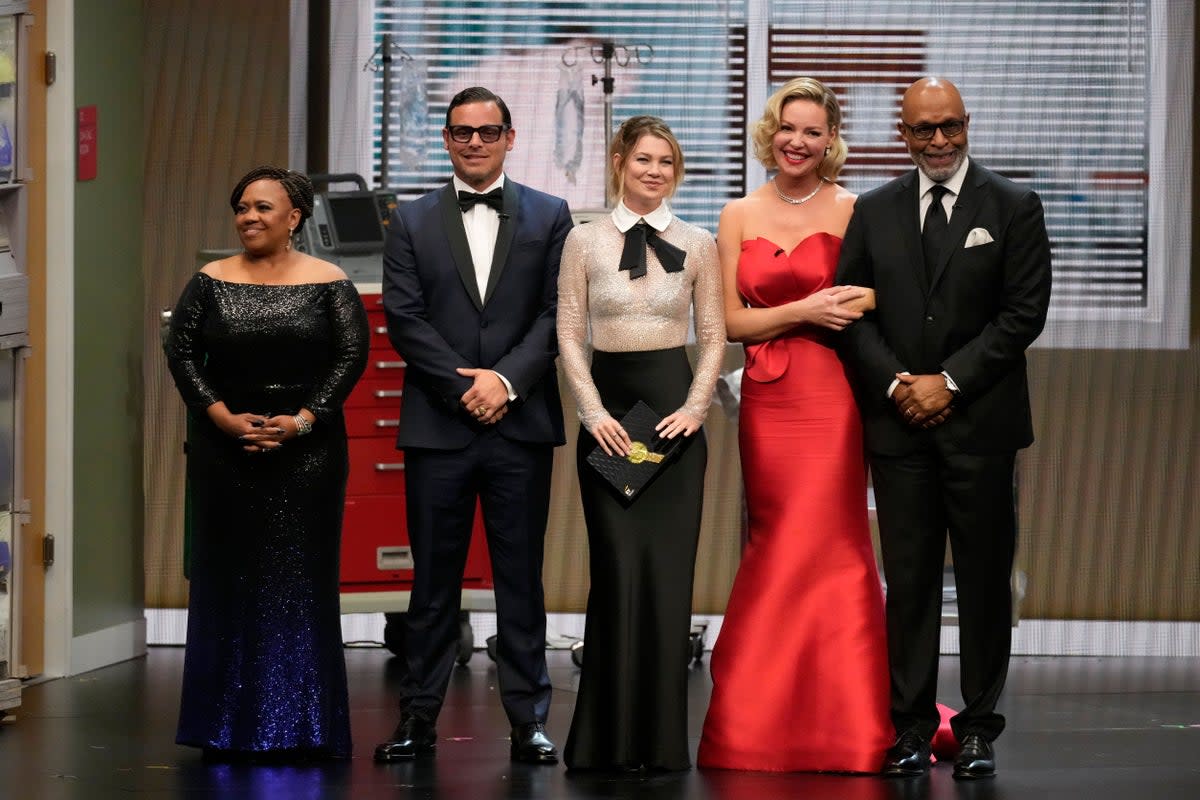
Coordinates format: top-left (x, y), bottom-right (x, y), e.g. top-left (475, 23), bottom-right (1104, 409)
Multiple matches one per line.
top-left (626, 441), bottom-right (664, 464)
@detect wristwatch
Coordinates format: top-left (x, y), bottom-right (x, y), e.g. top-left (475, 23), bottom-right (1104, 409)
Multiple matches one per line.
top-left (942, 372), bottom-right (961, 404)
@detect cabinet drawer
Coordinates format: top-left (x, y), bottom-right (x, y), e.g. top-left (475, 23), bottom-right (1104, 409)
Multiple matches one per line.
top-left (361, 355), bottom-right (407, 382)
top-left (341, 494), bottom-right (412, 584)
top-left (365, 314), bottom-right (393, 352)
top-left (347, 437), bottom-right (406, 495)
top-left (339, 495), bottom-right (494, 588)
top-left (345, 409), bottom-right (401, 438)
top-left (346, 378), bottom-right (405, 412)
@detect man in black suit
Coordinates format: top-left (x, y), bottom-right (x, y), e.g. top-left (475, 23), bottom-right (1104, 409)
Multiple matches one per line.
top-left (836, 77), bottom-right (1051, 780)
top-left (374, 86), bottom-right (572, 765)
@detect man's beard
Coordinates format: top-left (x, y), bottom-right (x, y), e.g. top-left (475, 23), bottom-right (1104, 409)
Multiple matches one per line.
top-left (913, 144), bottom-right (967, 182)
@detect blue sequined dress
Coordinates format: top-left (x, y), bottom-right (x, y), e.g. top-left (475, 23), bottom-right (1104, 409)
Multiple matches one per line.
top-left (165, 274), bottom-right (369, 758)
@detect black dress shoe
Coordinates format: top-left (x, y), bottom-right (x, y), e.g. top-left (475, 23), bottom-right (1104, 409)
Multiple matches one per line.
top-left (953, 734), bottom-right (996, 779)
top-left (510, 722), bottom-right (558, 764)
top-left (882, 730), bottom-right (932, 777)
top-left (374, 716), bottom-right (437, 763)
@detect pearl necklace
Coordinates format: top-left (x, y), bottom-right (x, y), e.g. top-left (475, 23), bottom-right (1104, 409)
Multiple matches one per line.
top-left (773, 178), bottom-right (825, 205)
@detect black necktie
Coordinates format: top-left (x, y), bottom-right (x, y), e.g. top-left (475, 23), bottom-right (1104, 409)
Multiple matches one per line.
top-left (618, 220), bottom-right (686, 280)
top-left (457, 187), bottom-right (504, 214)
top-left (922, 184), bottom-right (950, 283)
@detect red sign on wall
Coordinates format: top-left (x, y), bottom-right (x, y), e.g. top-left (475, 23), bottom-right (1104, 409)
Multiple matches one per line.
top-left (77, 105), bottom-right (97, 181)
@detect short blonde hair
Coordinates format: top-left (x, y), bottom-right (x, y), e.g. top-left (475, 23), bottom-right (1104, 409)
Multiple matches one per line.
top-left (608, 116), bottom-right (685, 202)
top-left (751, 77), bottom-right (847, 181)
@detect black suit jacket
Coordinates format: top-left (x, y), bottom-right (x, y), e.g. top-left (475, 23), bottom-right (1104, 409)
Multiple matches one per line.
top-left (382, 179), bottom-right (572, 450)
top-left (835, 160), bottom-right (1052, 456)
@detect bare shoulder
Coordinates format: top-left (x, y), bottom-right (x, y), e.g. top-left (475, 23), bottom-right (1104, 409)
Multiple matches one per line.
top-left (830, 183), bottom-right (857, 206)
top-left (743, 182), bottom-right (778, 211)
top-left (724, 184), bottom-right (777, 232)
top-left (718, 192), bottom-right (755, 233)
top-left (718, 195), bottom-right (744, 221)
top-left (199, 254), bottom-right (239, 279)
top-left (829, 183), bottom-right (858, 231)
top-left (299, 254), bottom-right (349, 283)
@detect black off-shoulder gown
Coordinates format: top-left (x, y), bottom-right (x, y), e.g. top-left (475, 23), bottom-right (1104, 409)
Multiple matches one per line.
top-left (164, 274), bottom-right (369, 758)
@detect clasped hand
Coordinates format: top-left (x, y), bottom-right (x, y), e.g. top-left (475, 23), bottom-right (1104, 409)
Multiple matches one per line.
top-left (591, 410), bottom-right (701, 457)
top-left (458, 367), bottom-right (509, 425)
top-left (797, 285), bottom-right (869, 331)
top-left (208, 404), bottom-right (304, 453)
top-left (893, 373), bottom-right (954, 429)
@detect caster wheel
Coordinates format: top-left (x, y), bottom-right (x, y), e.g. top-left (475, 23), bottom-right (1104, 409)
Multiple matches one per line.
top-left (570, 640), bottom-right (585, 668)
top-left (485, 634), bottom-right (498, 662)
top-left (383, 612), bottom-right (406, 658)
top-left (455, 611), bottom-right (475, 666)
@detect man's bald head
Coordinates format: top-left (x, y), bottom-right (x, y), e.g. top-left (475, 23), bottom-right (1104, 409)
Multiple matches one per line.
top-left (899, 77), bottom-right (970, 181)
top-left (901, 77), bottom-right (966, 120)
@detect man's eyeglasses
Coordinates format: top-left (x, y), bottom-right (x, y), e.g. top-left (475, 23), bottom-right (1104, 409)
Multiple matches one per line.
top-left (902, 119), bottom-right (966, 141)
top-left (446, 124), bottom-right (510, 144)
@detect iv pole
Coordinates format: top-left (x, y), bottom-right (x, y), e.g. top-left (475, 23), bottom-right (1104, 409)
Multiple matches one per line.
top-left (563, 41), bottom-right (653, 206)
top-left (363, 34), bottom-right (413, 189)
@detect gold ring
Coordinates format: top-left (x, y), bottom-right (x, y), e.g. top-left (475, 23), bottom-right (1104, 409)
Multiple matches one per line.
top-left (476, 406), bottom-right (487, 417)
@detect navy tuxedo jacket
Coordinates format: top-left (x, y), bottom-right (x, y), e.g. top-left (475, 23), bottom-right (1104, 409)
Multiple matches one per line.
top-left (835, 161), bottom-right (1052, 456)
top-left (382, 179), bottom-right (572, 450)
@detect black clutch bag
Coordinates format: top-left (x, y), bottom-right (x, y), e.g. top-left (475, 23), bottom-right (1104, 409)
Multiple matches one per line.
top-left (585, 400), bottom-right (684, 503)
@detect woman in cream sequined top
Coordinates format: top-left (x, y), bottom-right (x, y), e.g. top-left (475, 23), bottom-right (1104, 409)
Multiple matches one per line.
top-left (558, 116), bottom-right (724, 772)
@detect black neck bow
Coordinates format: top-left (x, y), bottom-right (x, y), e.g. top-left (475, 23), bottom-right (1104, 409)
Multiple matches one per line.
top-left (457, 187), bottom-right (504, 214)
top-left (618, 220), bottom-right (686, 279)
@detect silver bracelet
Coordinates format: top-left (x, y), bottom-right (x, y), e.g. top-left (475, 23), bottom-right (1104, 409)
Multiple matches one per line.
top-left (293, 414), bottom-right (313, 436)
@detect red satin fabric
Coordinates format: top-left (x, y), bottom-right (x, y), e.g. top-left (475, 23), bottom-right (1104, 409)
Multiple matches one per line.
top-left (699, 234), bottom-right (892, 773)
top-left (932, 703), bottom-right (962, 763)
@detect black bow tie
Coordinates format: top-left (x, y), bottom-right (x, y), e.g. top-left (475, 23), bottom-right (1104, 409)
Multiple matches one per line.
top-left (457, 187), bottom-right (504, 214)
top-left (618, 220), bottom-right (686, 280)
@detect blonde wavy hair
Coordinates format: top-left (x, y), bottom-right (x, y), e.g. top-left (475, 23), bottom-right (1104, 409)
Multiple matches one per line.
top-left (751, 77), bottom-right (847, 181)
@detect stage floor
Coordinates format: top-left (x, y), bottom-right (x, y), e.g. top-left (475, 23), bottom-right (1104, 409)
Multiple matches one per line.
top-left (1, 646), bottom-right (1198, 799)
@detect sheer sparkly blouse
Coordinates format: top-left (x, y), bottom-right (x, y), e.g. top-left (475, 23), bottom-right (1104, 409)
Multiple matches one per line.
top-left (557, 210), bottom-right (725, 431)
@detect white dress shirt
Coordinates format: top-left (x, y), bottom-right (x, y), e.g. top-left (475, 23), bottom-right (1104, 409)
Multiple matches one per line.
top-left (918, 156), bottom-right (970, 230)
top-left (452, 174), bottom-right (505, 298)
top-left (452, 174), bottom-right (515, 400)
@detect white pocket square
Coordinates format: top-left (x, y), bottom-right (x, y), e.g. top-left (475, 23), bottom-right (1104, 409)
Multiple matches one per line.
top-left (964, 227), bottom-right (994, 248)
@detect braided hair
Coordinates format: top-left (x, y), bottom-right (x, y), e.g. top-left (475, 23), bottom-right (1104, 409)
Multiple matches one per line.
top-left (229, 165), bottom-right (315, 226)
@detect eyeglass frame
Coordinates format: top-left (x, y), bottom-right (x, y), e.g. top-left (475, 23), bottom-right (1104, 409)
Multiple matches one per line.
top-left (445, 124), bottom-right (512, 144)
top-left (900, 118), bottom-right (967, 141)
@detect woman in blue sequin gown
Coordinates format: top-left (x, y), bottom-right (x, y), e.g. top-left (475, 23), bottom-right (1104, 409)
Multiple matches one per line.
top-left (165, 167), bottom-right (369, 760)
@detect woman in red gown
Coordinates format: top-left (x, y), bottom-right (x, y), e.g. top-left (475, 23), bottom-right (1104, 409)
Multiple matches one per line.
top-left (698, 78), bottom-right (892, 773)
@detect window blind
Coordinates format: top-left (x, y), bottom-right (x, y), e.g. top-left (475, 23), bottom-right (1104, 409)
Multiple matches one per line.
top-left (370, 0), bottom-right (748, 232)
top-left (769, 1), bottom-right (1151, 313)
top-left (349, 1), bottom-right (1190, 346)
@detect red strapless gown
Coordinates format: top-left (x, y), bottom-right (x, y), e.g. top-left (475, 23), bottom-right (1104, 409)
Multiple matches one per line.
top-left (698, 234), bottom-right (892, 773)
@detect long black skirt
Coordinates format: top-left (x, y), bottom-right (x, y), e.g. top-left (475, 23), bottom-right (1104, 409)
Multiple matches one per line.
top-left (564, 347), bottom-right (707, 771)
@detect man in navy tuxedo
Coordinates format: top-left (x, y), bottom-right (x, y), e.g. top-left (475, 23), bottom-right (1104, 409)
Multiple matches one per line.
top-left (836, 77), bottom-right (1051, 780)
top-left (375, 86), bottom-right (572, 765)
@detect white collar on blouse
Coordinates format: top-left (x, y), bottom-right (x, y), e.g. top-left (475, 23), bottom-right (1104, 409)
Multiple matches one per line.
top-left (611, 199), bottom-right (673, 233)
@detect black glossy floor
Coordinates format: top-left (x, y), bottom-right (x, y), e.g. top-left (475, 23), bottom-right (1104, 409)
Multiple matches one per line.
top-left (2, 647), bottom-right (1199, 799)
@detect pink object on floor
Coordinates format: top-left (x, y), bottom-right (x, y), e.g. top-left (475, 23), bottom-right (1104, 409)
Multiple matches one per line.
top-left (930, 703), bottom-right (961, 763)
